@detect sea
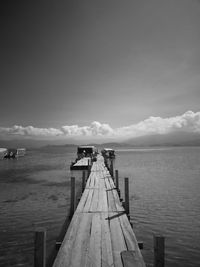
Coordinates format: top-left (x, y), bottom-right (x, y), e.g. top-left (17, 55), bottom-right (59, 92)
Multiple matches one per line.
top-left (0, 146), bottom-right (200, 267)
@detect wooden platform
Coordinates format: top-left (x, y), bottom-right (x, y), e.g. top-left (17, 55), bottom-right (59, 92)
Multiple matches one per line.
top-left (70, 157), bottom-right (91, 170)
top-left (53, 155), bottom-right (145, 267)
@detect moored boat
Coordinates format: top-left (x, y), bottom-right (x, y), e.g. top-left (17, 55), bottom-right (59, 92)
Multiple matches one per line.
top-left (70, 146), bottom-right (98, 170)
top-left (101, 148), bottom-right (115, 159)
top-left (4, 148), bottom-right (26, 158)
top-left (0, 148), bottom-right (8, 159)
top-left (16, 148), bottom-right (26, 157)
top-left (76, 145), bottom-right (98, 160)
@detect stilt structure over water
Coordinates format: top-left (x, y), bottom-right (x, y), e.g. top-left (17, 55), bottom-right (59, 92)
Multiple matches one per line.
top-left (52, 155), bottom-right (145, 267)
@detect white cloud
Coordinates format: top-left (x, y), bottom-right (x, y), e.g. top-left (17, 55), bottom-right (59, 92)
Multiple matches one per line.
top-left (0, 111), bottom-right (200, 140)
top-left (0, 125), bottom-right (62, 137)
top-left (116, 110), bottom-right (200, 137)
top-left (61, 121), bottom-right (113, 136)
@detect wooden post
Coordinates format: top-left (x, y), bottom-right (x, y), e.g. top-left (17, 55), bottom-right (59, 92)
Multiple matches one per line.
top-left (115, 170), bottom-right (119, 190)
top-left (115, 169), bottom-right (121, 197)
top-left (70, 177), bottom-right (76, 218)
top-left (82, 171), bottom-right (86, 193)
top-left (110, 159), bottom-right (114, 178)
top-left (34, 228), bottom-right (46, 267)
top-left (87, 159), bottom-right (91, 178)
top-left (154, 235), bottom-right (165, 267)
top-left (124, 177), bottom-right (130, 219)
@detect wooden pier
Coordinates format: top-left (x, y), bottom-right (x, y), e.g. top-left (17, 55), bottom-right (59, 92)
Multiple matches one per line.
top-left (52, 155), bottom-right (145, 267)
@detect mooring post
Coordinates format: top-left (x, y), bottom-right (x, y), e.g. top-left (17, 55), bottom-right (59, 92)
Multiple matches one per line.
top-left (110, 159), bottom-right (114, 178)
top-left (87, 159), bottom-right (91, 178)
top-left (34, 228), bottom-right (46, 267)
top-left (115, 169), bottom-right (119, 189)
top-left (82, 170), bottom-right (86, 193)
top-left (115, 169), bottom-right (121, 197)
top-left (154, 235), bottom-right (165, 267)
top-left (70, 177), bottom-right (76, 218)
top-left (124, 177), bottom-right (130, 220)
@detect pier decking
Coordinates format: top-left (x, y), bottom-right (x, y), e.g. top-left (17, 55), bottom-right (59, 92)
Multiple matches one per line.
top-left (70, 157), bottom-right (91, 170)
top-left (53, 155), bottom-right (145, 267)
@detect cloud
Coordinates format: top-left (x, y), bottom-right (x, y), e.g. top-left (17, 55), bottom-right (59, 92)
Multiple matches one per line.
top-left (61, 121), bottom-right (114, 136)
top-left (0, 111), bottom-right (200, 140)
top-left (0, 125), bottom-right (62, 137)
top-left (116, 110), bottom-right (200, 137)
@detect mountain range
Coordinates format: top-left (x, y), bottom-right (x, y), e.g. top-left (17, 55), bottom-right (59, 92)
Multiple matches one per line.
top-left (0, 131), bottom-right (200, 149)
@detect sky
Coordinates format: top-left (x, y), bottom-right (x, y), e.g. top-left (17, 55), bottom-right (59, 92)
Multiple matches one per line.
top-left (1, 0), bottom-right (200, 142)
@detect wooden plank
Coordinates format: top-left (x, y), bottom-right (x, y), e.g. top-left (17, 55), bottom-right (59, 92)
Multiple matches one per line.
top-left (100, 190), bottom-right (108, 212)
top-left (70, 214), bottom-right (93, 267)
top-left (119, 215), bottom-right (146, 267)
top-left (121, 251), bottom-right (145, 267)
top-left (76, 189), bottom-right (90, 212)
top-left (101, 213), bottom-right (114, 267)
top-left (53, 213), bottom-right (82, 267)
top-left (107, 189), bottom-right (118, 212)
top-left (109, 212), bottom-right (127, 267)
top-left (86, 213), bottom-right (101, 267)
top-left (90, 189), bottom-right (99, 212)
top-left (112, 189), bottom-right (124, 212)
top-left (83, 189), bottom-right (94, 212)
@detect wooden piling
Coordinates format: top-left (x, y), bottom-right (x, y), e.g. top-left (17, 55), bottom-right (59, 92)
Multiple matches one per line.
top-left (87, 159), bottom-right (91, 178)
top-left (110, 159), bottom-right (114, 178)
top-left (115, 169), bottom-right (121, 196)
top-left (154, 235), bottom-right (165, 267)
top-left (82, 171), bottom-right (86, 193)
top-left (124, 177), bottom-right (130, 219)
top-left (70, 177), bottom-right (76, 218)
top-left (34, 228), bottom-right (46, 267)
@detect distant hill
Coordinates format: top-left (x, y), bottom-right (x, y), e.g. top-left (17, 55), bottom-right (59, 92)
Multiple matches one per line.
top-left (123, 132), bottom-right (200, 147)
top-left (1, 131), bottom-right (200, 149)
top-left (0, 139), bottom-right (76, 149)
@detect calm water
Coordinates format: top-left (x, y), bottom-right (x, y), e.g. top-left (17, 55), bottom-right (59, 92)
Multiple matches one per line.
top-left (0, 146), bottom-right (200, 266)
top-left (115, 147), bottom-right (200, 267)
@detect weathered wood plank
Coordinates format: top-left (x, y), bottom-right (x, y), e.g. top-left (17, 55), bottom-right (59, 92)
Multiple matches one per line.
top-left (119, 215), bottom-right (146, 267)
top-left (109, 212), bottom-right (127, 267)
top-left (121, 251), bottom-right (145, 267)
top-left (86, 213), bottom-right (101, 267)
top-left (76, 189), bottom-right (90, 212)
top-left (84, 189), bottom-right (94, 212)
top-left (53, 213), bottom-right (82, 267)
top-left (101, 213), bottom-right (114, 267)
top-left (70, 214), bottom-right (93, 267)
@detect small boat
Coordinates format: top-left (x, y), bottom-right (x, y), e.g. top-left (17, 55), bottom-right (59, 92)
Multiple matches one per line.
top-left (101, 148), bottom-right (115, 159)
top-left (76, 146), bottom-right (98, 160)
top-left (0, 148), bottom-right (8, 159)
top-left (4, 148), bottom-right (26, 158)
top-left (70, 146), bottom-right (98, 170)
top-left (16, 148), bottom-right (26, 157)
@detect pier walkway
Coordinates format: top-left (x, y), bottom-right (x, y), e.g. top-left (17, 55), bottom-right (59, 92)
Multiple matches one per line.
top-left (53, 155), bottom-right (145, 267)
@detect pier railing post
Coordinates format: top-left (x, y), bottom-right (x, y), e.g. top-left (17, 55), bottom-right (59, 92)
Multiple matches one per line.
top-left (154, 235), bottom-right (165, 267)
top-left (34, 228), bottom-right (46, 267)
top-left (115, 169), bottom-right (118, 189)
top-left (82, 171), bottom-right (86, 192)
top-left (87, 159), bottom-right (91, 178)
top-left (124, 177), bottom-right (130, 220)
top-left (115, 169), bottom-right (121, 197)
top-left (70, 177), bottom-right (76, 218)
top-left (110, 159), bottom-right (114, 178)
